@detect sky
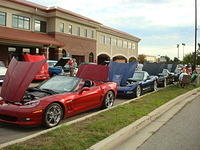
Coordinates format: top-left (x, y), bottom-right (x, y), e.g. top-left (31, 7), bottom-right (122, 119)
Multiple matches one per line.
top-left (29, 0), bottom-right (200, 60)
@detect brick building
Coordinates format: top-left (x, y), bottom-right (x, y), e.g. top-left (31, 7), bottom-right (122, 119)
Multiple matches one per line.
top-left (0, 0), bottom-right (140, 65)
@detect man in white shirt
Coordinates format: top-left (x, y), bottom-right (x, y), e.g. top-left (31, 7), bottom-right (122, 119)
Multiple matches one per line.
top-left (179, 68), bottom-right (188, 81)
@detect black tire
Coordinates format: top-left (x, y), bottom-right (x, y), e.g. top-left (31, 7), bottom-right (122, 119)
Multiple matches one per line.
top-left (135, 85), bottom-right (142, 97)
top-left (162, 79), bottom-right (167, 87)
top-left (152, 81), bottom-right (157, 91)
top-left (43, 103), bottom-right (63, 128)
top-left (102, 91), bottom-right (115, 109)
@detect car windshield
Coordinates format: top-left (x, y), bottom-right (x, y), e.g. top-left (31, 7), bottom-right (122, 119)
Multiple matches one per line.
top-left (162, 69), bottom-right (169, 76)
top-left (48, 61), bottom-right (57, 67)
top-left (132, 72), bottom-right (144, 81)
top-left (39, 76), bottom-right (80, 93)
top-left (0, 61), bottom-right (5, 67)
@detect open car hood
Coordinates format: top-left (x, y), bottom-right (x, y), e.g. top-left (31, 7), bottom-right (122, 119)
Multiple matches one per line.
top-left (0, 58), bottom-right (46, 102)
top-left (76, 64), bottom-right (109, 82)
top-left (108, 61), bottom-right (138, 86)
top-left (164, 64), bottom-right (177, 73)
top-left (143, 62), bottom-right (166, 75)
top-left (55, 57), bottom-right (71, 67)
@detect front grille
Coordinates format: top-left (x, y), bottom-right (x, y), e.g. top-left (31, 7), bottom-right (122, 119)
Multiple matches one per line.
top-left (118, 91), bottom-right (126, 94)
top-left (0, 114), bottom-right (17, 122)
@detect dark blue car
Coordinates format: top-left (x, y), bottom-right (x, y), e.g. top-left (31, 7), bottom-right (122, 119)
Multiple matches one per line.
top-left (118, 71), bottom-right (157, 97)
top-left (109, 62), bottom-right (157, 98)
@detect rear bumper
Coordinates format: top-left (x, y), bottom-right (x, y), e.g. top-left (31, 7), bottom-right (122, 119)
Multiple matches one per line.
top-left (34, 74), bottom-right (49, 80)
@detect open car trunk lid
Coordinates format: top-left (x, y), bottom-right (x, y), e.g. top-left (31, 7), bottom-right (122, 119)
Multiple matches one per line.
top-left (0, 58), bottom-right (46, 102)
top-left (76, 64), bottom-right (109, 82)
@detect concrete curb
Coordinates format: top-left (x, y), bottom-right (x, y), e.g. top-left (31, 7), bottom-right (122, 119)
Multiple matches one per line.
top-left (0, 87), bottom-right (199, 149)
top-left (88, 87), bottom-right (200, 150)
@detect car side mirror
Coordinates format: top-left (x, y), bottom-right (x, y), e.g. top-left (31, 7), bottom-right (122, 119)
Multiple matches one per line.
top-left (79, 87), bottom-right (90, 94)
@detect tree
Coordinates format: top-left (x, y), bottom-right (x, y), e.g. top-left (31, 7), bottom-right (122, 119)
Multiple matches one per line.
top-left (183, 53), bottom-right (193, 65)
top-left (137, 54), bottom-right (147, 64)
top-left (173, 57), bottom-right (181, 63)
top-left (164, 55), bottom-right (171, 63)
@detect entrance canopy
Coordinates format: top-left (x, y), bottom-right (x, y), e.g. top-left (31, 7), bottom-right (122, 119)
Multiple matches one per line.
top-left (0, 26), bottom-right (64, 47)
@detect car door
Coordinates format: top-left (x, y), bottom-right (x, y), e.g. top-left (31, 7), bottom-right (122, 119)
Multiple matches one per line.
top-left (72, 82), bottom-right (102, 113)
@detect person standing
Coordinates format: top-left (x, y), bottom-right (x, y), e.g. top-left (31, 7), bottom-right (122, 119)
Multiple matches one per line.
top-left (67, 58), bottom-right (77, 76)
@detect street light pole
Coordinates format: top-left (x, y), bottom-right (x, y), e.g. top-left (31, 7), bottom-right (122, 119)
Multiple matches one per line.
top-left (177, 44), bottom-right (179, 59)
top-left (182, 43), bottom-right (185, 60)
top-left (194, 0), bottom-right (197, 70)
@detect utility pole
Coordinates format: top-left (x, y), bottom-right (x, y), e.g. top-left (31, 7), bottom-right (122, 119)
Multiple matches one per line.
top-left (182, 43), bottom-right (186, 60)
top-left (194, 0), bottom-right (197, 70)
top-left (177, 44), bottom-right (179, 59)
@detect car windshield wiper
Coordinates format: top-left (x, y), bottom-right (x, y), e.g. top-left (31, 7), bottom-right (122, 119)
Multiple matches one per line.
top-left (40, 88), bottom-right (58, 94)
top-left (28, 87), bottom-right (58, 94)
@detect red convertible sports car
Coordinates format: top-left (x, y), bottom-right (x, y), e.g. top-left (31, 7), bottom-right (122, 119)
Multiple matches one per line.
top-left (0, 58), bottom-right (117, 128)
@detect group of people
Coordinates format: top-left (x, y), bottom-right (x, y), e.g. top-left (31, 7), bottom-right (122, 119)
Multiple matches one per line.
top-left (178, 64), bottom-right (199, 86)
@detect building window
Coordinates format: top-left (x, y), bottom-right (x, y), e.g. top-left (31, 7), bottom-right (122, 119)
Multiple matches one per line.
top-left (100, 35), bottom-right (106, 44)
top-left (128, 42), bottom-right (132, 49)
top-left (23, 48), bottom-right (30, 53)
top-left (132, 43), bottom-right (136, 50)
top-left (60, 22), bottom-right (64, 32)
top-left (84, 29), bottom-right (87, 37)
top-left (68, 24), bottom-right (72, 34)
top-left (123, 41), bottom-right (128, 48)
top-left (106, 37), bottom-right (111, 45)
top-left (34, 20), bottom-right (46, 33)
top-left (12, 15), bottom-right (30, 30)
top-left (0, 12), bottom-right (6, 26)
top-left (77, 27), bottom-right (80, 36)
top-left (89, 52), bottom-right (94, 62)
top-left (111, 38), bottom-right (117, 46)
top-left (91, 30), bottom-right (94, 38)
top-left (117, 40), bottom-right (122, 47)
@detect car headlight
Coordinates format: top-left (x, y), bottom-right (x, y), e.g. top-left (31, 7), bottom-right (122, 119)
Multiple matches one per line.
top-left (20, 100), bottom-right (40, 108)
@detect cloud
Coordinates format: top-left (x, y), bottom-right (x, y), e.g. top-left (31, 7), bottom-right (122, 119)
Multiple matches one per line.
top-left (28, 0), bottom-right (199, 59)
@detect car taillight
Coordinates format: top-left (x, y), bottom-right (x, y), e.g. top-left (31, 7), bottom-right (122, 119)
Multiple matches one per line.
top-left (20, 100), bottom-right (40, 108)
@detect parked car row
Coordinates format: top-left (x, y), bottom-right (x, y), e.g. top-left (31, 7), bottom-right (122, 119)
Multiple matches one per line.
top-left (0, 58), bottom-right (182, 128)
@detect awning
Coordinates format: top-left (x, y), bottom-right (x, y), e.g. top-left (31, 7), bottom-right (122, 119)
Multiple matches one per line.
top-left (0, 26), bottom-right (64, 47)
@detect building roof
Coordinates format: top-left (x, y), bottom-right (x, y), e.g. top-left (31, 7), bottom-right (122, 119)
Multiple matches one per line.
top-left (7, 0), bottom-right (47, 10)
top-left (6, 0), bottom-right (140, 41)
top-left (0, 26), bottom-right (64, 47)
top-left (101, 25), bottom-right (141, 42)
top-left (47, 7), bottom-right (101, 25)
top-left (6, 0), bottom-right (101, 25)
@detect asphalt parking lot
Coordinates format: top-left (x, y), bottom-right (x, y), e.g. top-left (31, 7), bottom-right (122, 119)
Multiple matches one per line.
top-left (0, 83), bottom-right (129, 145)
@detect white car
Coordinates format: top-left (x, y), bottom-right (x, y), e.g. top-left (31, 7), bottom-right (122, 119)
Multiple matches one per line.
top-left (0, 61), bottom-right (7, 83)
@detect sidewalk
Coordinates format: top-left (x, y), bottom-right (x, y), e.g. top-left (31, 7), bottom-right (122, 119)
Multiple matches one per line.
top-left (88, 87), bottom-right (200, 150)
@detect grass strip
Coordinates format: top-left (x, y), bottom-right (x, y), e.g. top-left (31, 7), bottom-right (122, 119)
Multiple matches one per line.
top-left (4, 84), bottom-right (200, 150)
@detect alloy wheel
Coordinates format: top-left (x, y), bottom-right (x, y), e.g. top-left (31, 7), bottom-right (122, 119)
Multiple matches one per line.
top-left (163, 79), bottom-right (167, 87)
top-left (153, 81), bottom-right (157, 91)
top-left (44, 103), bottom-right (63, 128)
top-left (136, 85), bottom-right (141, 97)
top-left (104, 91), bottom-right (115, 108)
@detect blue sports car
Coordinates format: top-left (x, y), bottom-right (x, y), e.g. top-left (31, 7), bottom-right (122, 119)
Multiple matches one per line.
top-left (118, 71), bottom-right (157, 97)
top-left (109, 61), bottom-right (157, 98)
